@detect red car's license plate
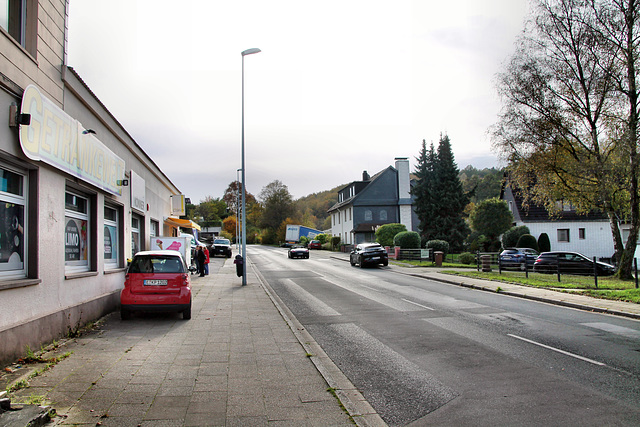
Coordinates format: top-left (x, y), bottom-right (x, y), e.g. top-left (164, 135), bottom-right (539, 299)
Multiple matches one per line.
top-left (144, 279), bottom-right (167, 286)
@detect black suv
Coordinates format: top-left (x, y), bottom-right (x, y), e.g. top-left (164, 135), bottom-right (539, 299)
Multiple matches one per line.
top-left (211, 238), bottom-right (232, 258)
top-left (350, 243), bottom-right (389, 268)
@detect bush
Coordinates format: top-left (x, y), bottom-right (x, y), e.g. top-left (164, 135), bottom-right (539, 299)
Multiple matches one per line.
top-left (538, 233), bottom-right (551, 252)
top-left (459, 252), bottom-right (475, 265)
top-left (375, 223), bottom-right (407, 247)
top-left (426, 239), bottom-right (450, 256)
top-left (331, 236), bottom-right (341, 250)
top-left (502, 225), bottom-right (530, 248)
top-left (393, 231), bottom-right (421, 249)
top-left (516, 234), bottom-right (539, 251)
top-left (316, 234), bottom-right (328, 244)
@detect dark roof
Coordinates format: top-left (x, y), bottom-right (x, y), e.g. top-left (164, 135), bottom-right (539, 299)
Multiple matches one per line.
top-left (504, 181), bottom-right (608, 222)
top-left (327, 167), bottom-right (392, 212)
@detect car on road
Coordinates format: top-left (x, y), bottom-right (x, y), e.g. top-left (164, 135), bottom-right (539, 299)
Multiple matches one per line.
top-left (211, 238), bottom-right (232, 258)
top-left (288, 245), bottom-right (309, 259)
top-left (308, 240), bottom-right (322, 249)
top-left (120, 250), bottom-right (192, 320)
top-left (533, 251), bottom-right (616, 276)
top-left (499, 248), bottom-right (539, 270)
top-left (350, 243), bottom-right (389, 268)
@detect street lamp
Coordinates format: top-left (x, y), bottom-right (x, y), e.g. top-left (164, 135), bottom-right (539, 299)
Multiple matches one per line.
top-left (241, 47), bottom-right (261, 285)
top-left (236, 168), bottom-right (241, 250)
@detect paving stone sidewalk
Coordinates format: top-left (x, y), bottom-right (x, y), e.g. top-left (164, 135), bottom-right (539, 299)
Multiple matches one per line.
top-left (7, 259), bottom-right (372, 426)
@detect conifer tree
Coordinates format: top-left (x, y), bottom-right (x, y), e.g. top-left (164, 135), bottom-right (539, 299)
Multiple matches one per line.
top-left (431, 134), bottom-right (470, 252)
top-left (412, 134), bottom-right (470, 252)
top-left (411, 140), bottom-right (437, 241)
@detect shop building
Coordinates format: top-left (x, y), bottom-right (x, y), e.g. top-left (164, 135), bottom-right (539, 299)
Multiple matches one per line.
top-left (0, 0), bottom-right (186, 364)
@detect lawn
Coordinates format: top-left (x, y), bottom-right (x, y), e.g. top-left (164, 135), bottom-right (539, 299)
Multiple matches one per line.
top-left (391, 259), bottom-right (640, 304)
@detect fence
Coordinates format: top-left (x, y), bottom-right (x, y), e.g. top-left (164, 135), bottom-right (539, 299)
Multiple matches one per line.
top-left (475, 251), bottom-right (640, 289)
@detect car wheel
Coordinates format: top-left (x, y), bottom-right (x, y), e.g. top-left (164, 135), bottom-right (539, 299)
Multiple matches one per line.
top-left (120, 309), bottom-right (131, 320)
top-left (183, 304), bottom-right (192, 320)
top-left (382, 260), bottom-right (388, 267)
top-left (288, 253), bottom-right (292, 259)
top-left (350, 256), bottom-right (355, 266)
top-left (305, 254), bottom-right (309, 259)
top-left (359, 256), bottom-right (365, 268)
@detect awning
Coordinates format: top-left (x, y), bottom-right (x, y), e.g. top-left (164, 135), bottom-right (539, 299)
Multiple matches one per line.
top-left (164, 216), bottom-right (202, 231)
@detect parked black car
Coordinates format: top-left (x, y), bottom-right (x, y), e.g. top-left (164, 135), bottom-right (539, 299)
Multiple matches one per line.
top-left (499, 248), bottom-right (539, 270)
top-left (288, 245), bottom-right (309, 259)
top-left (350, 243), bottom-right (389, 268)
top-left (211, 238), bottom-right (232, 258)
top-left (533, 251), bottom-right (616, 276)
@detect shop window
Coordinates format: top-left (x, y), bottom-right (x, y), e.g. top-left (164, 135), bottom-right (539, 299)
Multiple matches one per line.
top-left (104, 205), bottom-right (119, 269)
top-left (0, 0), bottom-right (36, 56)
top-left (65, 191), bottom-right (90, 272)
top-left (0, 165), bottom-right (26, 279)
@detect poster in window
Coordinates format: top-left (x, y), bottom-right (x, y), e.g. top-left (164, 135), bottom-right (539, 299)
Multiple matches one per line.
top-left (104, 225), bottom-right (117, 260)
top-left (65, 218), bottom-right (87, 261)
top-left (0, 203), bottom-right (24, 270)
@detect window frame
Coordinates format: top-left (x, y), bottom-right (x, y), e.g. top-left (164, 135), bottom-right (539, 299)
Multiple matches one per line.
top-left (103, 204), bottom-right (120, 269)
top-left (0, 163), bottom-right (27, 280)
top-left (557, 228), bottom-right (570, 243)
top-left (64, 189), bottom-right (91, 273)
top-left (0, 0), bottom-right (37, 57)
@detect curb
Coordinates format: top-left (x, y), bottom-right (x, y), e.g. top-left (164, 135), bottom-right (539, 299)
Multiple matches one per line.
top-left (250, 262), bottom-right (388, 427)
top-left (330, 255), bottom-right (640, 321)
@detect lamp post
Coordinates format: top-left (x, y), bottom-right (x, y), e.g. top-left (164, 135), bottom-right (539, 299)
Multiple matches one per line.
top-left (236, 168), bottom-right (241, 250)
top-left (241, 47), bottom-right (261, 285)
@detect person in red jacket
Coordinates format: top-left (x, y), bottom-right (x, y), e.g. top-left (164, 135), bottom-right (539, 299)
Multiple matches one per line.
top-left (204, 245), bottom-right (210, 275)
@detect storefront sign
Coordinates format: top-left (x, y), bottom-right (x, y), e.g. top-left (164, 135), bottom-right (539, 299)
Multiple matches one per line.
top-left (130, 170), bottom-right (145, 213)
top-left (19, 85), bottom-right (125, 196)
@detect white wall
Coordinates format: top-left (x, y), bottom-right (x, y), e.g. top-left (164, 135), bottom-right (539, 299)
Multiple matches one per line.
top-left (523, 221), bottom-right (614, 259)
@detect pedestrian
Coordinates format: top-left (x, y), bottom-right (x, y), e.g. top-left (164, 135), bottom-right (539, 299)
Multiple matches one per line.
top-left (204, 245), bottom-right (210, 275)
top-left (197, 246), bottom-right (206, 277)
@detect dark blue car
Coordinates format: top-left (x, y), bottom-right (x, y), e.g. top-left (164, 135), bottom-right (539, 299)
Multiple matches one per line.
top-left (499, 248), bottom-right (539, 271)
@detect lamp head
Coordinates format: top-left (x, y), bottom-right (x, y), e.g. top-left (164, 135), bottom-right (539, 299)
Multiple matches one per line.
top-left (241, 48), bottom-right (261, 56)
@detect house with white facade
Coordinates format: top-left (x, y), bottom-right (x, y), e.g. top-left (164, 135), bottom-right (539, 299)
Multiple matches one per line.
top-left (501, 181), bottom-right (615, 260)
top-left (328, 158), bottom-right (418, 245)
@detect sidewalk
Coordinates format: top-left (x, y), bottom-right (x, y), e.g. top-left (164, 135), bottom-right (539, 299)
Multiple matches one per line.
top-left (1, 258), bottom-right (384, 427)
top-left (331, 252), bottom-right (640, 320)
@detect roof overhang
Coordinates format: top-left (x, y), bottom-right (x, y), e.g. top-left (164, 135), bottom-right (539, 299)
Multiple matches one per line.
top-left (164, 216), bottom-right (202, 231)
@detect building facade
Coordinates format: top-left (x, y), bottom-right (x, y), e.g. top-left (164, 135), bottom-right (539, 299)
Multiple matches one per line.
top-left (328, 157), bottom-right (418, 245)
top-left (501, 182), bottom-right (615, 260)
top-left (0, 0), bottom-right (185, 364)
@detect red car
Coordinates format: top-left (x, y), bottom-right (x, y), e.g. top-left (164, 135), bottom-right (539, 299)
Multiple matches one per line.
top-left (120, 250), bottom-right (192, 320)
top-left (308, 240), bottom-right (322, 249)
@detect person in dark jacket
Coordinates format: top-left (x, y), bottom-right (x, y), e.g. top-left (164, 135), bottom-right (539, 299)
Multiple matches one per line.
top-left (196, 246), bottom-right (206, 277)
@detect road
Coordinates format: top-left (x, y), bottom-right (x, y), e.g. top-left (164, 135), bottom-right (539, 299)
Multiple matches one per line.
top-left (249, 245), bottom-right (640, 426)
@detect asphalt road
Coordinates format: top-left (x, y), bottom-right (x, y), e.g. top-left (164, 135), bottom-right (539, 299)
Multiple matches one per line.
top-left (249, 245), bottom-right (640, 426)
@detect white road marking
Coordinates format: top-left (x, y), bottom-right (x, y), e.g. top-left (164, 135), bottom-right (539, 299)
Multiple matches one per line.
top-left (508, 334), bottom-right (606, 366)
top-left (402, 298), bottom-right (435, 311)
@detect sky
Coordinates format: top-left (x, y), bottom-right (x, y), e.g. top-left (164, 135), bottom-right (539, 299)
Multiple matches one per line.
top-left (66, 0), bottom-right (529, 204)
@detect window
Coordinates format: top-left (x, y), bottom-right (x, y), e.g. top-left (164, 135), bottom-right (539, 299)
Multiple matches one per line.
top-left (558, 229), bottom-right (570, 242)
top-left (0, 0), bottom-right (35, 55)
top-left (365, 210), bottom-right (372, 221)
top-left (65, 191), bottom-right (90, 272)
top-left (104, 206), bottom-right (119, 268)
top-left (131, 214), bottom-right (141, 258)
top-left (380, 210), bottom-right (387, 221)
top-left (0, 165), bottom-right (26, 279)
top-left (150, 220), bottom-right (159, 238)
top-left (579, 228), bottom-right (586, 240)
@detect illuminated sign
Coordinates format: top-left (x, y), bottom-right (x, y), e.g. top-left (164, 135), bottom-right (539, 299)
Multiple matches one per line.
top-left (19, 85), bottom-right (125, 196)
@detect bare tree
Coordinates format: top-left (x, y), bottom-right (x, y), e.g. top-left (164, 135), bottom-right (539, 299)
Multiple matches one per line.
top-left (493, 0), bottom-right (640, 278)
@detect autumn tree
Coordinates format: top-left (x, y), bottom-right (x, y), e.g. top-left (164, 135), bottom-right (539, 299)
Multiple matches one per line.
top-left (259, 180), bottom-right (297, 230)
top-left (493, 0), bottom-right (640, 278)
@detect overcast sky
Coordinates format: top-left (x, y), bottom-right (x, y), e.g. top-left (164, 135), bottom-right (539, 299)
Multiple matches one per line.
top-left (66, 0), bottom-right (528, 203)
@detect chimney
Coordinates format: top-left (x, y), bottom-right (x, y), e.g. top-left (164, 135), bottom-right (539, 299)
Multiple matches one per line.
top-left (395, 157), bottom-right (413, 231)
top-left (363, 171), bottom-right (370, 181)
